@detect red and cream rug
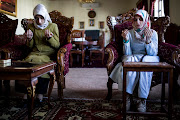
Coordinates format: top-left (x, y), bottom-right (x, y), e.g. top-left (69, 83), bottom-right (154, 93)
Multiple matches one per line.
top-left (0, 97), bottom-right (180, 120)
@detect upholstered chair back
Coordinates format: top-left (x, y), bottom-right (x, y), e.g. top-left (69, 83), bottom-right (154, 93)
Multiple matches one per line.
top-left (0, 13), bottom-right (18, 47)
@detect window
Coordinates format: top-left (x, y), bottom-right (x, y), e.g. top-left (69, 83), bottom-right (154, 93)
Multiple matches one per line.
top-left (154, 0), bottom-right (165, 17)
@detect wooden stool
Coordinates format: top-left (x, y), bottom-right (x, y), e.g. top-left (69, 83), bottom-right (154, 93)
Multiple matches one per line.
top-left (122, 62), bottom-right (174, 120)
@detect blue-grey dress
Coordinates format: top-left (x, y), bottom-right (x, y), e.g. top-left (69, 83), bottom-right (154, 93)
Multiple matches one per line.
top-left (109, 29), bottom-right (159, 99)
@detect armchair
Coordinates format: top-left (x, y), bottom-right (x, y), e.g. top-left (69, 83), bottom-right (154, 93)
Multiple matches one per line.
top-left (0, 10), bottom-right (74, 99)
top-left (105, 9), bottom-right (180, 99)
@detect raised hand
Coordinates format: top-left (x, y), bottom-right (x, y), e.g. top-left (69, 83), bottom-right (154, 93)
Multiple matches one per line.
top-left (144, 28), bottom-right (153, 44)
top-left (45, 29), bottom-right (54, 39)
top-left (26, 29), bottom-right (33, 40)
top-left (121, 29), bottom-right (129, 41)
top-left (144, 28), bottom-right (153, 38)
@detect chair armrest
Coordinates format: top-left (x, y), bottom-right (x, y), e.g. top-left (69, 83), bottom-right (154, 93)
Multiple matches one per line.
top-left (159, 42), bottom-right (179, 65)
top-left (56, 43), bottom-right (72, 76)
top-left (105, 41), bottom-right (122, 75)
top-left (159, 42), bottom-right (180, 82)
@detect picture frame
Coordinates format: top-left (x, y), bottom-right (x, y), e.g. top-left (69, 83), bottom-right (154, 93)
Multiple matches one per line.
top-left (0, 0), bottom-right (17, 17)
top-left (89, 19), bottom-right (95, 26)
top-left (79, 21), bottom-right (85, 29)
top-left (99, 21), bottom-right (104, 29)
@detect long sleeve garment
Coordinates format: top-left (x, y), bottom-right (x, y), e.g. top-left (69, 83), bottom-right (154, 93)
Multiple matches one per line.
top-left (109, 29), bottom-right (159, 99)
top-left (25, 22), bottom-right (60, 78)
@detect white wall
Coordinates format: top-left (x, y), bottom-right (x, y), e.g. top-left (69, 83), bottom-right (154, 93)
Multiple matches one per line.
top-left (170, 0), bottom-right (180, 26)
top-left (7, 0), bottom-right (138, 46)
top-left (5, 0), bottom-right (180, 45)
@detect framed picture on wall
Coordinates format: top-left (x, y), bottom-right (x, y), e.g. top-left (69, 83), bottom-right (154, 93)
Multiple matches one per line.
top-left (99, 21), bottom-right (104, 29)
top-left (89, 19), bottom-right (95, 26)
top-left (79, 21), bottom-right (85, 29)
top-left (0, 0), bottom-right (17, 17)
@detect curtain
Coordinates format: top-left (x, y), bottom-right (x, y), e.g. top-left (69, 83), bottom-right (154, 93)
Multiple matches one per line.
top-left (150, 0), bottom-right (156, 16)
top-left (136, 0), bottom-right (148, 12)
top-left (164, 0), bottom-right (169, 16)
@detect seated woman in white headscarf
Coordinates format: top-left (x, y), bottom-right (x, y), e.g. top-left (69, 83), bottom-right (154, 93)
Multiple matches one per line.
top-left (106, 9), bottom-right (159, 112)
top-left (16, 4), bottom-right (60, 102)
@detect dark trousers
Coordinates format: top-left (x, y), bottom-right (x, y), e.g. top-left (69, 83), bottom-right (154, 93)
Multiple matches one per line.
top-left (15, 77), bottom-right (49, 94)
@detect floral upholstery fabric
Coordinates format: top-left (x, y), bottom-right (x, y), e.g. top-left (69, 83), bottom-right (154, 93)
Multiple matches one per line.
top-left (158, 42), bottom-right (178, 64)
top-left (61, 43), bottom-right (72, 75)
top-left (0, 13), bottom-right (18, 47)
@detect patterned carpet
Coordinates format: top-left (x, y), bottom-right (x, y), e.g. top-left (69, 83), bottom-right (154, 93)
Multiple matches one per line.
top-left (0, 96), bottom-right (180, 120)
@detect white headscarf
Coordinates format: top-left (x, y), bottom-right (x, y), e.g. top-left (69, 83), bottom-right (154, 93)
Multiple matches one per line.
top-left (33, 4), bottom-right (52, 29)
top-left (132, 9), bottom-right (151, 41)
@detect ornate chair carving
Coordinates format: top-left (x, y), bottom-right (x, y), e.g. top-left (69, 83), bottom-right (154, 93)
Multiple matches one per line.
top-left (0, 13), bottom-right (18, 48)
top-left (0, 10), bottom-right (74, 99)
top-left (0, 13), bottom-right (18, 91)
top-left (105, 9), bottom-right (180, 99)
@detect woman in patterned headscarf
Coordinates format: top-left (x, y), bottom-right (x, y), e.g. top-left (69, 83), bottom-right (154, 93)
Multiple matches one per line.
top-left (17, 4), bottom-right (60, 102)
top-left (106, 9), bottom-right (159, 112)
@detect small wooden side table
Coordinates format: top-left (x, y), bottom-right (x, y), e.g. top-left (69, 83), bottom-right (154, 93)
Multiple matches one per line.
top-left (0, 61), bottom-right (56, 120)
top-left (122, 62), bottom-right (174, 120)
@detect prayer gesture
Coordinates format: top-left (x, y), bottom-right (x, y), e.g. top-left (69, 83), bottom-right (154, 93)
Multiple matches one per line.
top-left (26, 29), bottom-right (33, 40)
top-left (121, 29), bottom-right (129, 41)
top-left (144, 28), bottom-right (153, 44)
top-left (144, 28), bottom-right (153, 39)
top-left (45, 29), bottom-right (54, 39)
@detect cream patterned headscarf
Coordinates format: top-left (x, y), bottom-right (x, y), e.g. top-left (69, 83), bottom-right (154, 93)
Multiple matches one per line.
top-left (132, 9), bottom-right (151, 41)
top-left (33, 4), bottom-right (52, 29)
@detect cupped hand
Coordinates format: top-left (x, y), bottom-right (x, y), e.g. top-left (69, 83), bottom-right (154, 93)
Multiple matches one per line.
top-left (45, 29), bottom-right (54, 39)
top-left (144, 28), bottom-right (153, 38)
top-left (121, 29), bottom-right (129, 40)
top-left (26, 29), bottom-right (33, 40)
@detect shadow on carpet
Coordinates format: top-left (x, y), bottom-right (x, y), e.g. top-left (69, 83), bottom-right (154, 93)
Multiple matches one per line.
top-left (0, 96), bottom-right (180, 120)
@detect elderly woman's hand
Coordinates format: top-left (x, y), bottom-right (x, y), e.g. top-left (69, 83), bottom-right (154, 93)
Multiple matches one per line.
top-left (121, 29), bottom-right (129, 41)
top-left (45, 29), bottom-right (54, 39)
top-left (26, 29), bottom-right (33, 40)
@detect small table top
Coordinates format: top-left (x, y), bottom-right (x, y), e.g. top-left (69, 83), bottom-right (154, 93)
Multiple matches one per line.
top-left (122, 62), bottom-right (174, 69)
top-left (0, 61), bottom-right (56, 80)
top-left (0, 61), bottom-right (56, 72)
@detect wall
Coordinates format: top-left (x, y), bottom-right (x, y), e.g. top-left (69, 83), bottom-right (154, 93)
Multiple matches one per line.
top-left (6, 0), bottom-right (138, 46)
top-left (170, 0), bottom-right (180, 26)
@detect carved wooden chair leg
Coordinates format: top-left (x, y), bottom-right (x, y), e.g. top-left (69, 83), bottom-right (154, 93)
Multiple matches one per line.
top-left (48, 70), bottom-right (55, 108)
top-left (105, 77), bottom-right (113, 100)
top-left (82, 52), bottom-right (85, 67)
top-left (102, 52), bottom-right (104, 65)
top-left (0, 80), bottom-right (2, 95)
